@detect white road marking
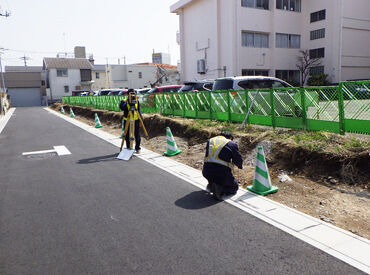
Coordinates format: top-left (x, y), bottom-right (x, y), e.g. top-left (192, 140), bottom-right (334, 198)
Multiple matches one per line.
top-left (22, 149), bottom-right (56, 156)
top-left (22, 145), bottom-right (71, 156)
top-left (54, 145), bottom-right (71, 156)
top-left (0, 108), bottom-right (16, 135)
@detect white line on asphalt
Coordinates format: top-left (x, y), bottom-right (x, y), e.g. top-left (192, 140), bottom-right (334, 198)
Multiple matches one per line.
top-left (22, 149), bottom-right (56, 156)
top-left (54, 145), bottom-right (71, 156)
top-left (0, 108), bottom-right (16, 135)
top-left (22, 146), bottom-right (71, 156)
top-left (45, 107), bottom-right (370, 274)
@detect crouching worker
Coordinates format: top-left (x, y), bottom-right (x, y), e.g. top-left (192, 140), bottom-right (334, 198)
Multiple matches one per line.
top-left (119, 89), bottom-right (141, 153)
top-left (202, 131), bottom-right (243, 200)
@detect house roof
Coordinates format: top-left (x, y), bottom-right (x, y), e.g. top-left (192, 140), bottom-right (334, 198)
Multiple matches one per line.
top-left (170, 0), bottom-right (195, 13)
top-left (43, 57), bottom-right (93, 69)
top-left (135, 63), bottom-right (178, 70)
top-left (93, 65), bottom-right (107, 71)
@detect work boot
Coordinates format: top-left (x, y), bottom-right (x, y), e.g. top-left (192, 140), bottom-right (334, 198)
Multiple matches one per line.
top-left (212, 184), bottom-right (223, 201)
top-left (136, 149), bottom-right (141, 154)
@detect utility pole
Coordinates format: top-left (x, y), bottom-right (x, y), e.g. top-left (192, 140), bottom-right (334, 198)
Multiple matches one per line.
top-left (20, 55), bottom-right (31, 66)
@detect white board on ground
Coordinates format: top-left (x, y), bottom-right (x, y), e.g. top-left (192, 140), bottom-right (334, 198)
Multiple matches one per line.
top-left (117, 149), bottom-right (135, 161)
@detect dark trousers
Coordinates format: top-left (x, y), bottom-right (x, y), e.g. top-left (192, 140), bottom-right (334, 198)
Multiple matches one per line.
top-left (124, 120), bottom-right (141, 150)
top-left (203, 164), bottom-right (238, 196)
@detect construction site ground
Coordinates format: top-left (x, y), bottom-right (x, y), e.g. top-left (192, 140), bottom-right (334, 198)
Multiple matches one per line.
top-left (52, 103), bottom-right (370, 240)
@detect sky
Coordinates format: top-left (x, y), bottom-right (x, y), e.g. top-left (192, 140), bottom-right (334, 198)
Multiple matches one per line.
top-left (0, 0), bottom-right (180, 67)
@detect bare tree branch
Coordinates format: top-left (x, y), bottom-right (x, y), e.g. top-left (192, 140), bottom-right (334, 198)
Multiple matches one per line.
top-left (296, 50), bottom-right (321, 85)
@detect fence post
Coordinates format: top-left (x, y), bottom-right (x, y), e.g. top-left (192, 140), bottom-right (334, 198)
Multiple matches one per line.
top-left (227, 90), bottom-right (231, 122)
top-left (209, 91), bottom-right (213, 120)
top-left (245, 91), bottom-right (250, 124)
top-left (171, 93), bottom-right (174, 116)
top-left (182, 93), bottom-right (185, 117)
top-left (300, 88), bottom-right (307, 130)
top-left (195, 92), bottom-right (199, 118)
top-left (270, 90), bottom-right (276, 129)
top-left (338, 82), bottom-right (345, 135)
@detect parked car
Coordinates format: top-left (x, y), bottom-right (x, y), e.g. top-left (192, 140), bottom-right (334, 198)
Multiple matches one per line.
top-left (72, 90), bottom-right (90, 96)
top-left (107, 89), bottom-right (128, 96)
top-left (178, 80), bottom-right (214, 92)
top-left (212, 76), bottom-right (292, 91)
top-left (147, 85), bottom-right (183, 94)
top-left (136, 88), bottom-right (151, 94)
top-left (97, 89), bottom-right (127, 96)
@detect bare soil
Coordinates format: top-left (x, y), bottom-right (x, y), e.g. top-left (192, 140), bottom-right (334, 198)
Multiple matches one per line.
top-left (52, 103), bottom-right (370, 239)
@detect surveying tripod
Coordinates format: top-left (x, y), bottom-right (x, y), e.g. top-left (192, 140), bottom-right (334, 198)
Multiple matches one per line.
top-left (119, 92), bottom-right (152, 152)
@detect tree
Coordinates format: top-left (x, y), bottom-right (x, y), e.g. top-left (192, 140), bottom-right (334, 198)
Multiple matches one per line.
top-left (296, 50), bottom-right (322, 86)
top-left (307, 73), bottom-right (329, 86)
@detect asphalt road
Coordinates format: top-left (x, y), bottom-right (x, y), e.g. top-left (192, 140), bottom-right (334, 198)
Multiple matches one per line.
top-left (0, 107), bottom-right (363, 274)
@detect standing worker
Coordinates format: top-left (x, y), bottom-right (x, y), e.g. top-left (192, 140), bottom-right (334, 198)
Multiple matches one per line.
top-left (202, 131), bottom-right (243, 200)
top-left (119, 89), bottom-right (142, 153)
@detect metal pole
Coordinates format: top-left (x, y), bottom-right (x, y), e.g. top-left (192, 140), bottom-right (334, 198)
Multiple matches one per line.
top-left (0, 54), bottom-right (6, 93)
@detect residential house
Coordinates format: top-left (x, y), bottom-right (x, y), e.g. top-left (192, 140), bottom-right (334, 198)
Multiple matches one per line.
top-left (43, 57), bottom-right (93, 101)
top-left (91, 65), bottom-right (108, 91)
top-left (171, 0), bottom-right (370, 84)
top-left (95, 63), bottom-right (180, 90)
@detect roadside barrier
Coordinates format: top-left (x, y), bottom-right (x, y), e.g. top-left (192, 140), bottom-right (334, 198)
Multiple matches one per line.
top-left (94, 113), bottom-right (103, 128)
top-left (62, 80), bottom-right (370, 135)
top-left (247, 146), bottom-right (278, 195)
top-left (70, 108), bottom-right (76, 118)
top-left (164, 127), bottom-right (182, 156)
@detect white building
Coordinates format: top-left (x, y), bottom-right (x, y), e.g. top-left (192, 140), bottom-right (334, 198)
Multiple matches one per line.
top-left (43, 58), bottom-right (93, 100)
top-left (171, 0), bottom-right (370, 84)
top-left (92, 63), bottom-right (180, 90)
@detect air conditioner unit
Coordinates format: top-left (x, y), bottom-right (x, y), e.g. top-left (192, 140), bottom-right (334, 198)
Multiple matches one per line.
top-left (197, 59), bottom-right (206, 74)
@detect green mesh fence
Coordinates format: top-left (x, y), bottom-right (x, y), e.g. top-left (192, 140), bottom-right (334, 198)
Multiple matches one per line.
top-left (62, 81), bottom-right (370, 135)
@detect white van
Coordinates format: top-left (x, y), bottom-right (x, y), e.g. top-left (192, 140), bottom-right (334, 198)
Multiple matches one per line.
top-left (212, 76), bottom-right (292, 91)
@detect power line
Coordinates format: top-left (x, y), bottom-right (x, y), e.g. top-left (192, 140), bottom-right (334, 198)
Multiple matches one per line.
top-left (20, 55), bottom-right (31, 66)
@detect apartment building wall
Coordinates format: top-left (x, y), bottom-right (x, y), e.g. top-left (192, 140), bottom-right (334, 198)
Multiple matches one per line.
top-left (172, 0), bottom-right (370, 84)
top-left (341, 0), bottom-right (370, 80)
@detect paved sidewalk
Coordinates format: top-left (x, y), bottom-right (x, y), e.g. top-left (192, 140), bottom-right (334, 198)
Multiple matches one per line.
top-left (44, 108), bottom-right (370, 273)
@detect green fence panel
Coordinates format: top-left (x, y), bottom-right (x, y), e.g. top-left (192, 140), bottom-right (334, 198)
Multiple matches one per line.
top-left (211, 91), bottom-right (228, 121)
top-left (341, 81), bottom-right (370, 134)
top-left (184, 92), bottom-right (197, 118)
top-left (61, 81), bottom-right (369, 135)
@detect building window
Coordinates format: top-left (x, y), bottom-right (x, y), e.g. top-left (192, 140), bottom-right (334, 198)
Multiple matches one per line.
top-left (138, 72), bottom-right (142, 79)
top-left (276, 33), bottom-right (301, 48)
top-left (276, 0), bottom-right (301, 12)
top-left (242, 32), bottom-right (269, 48)
top-left (57, 69), bottom-right (68, 77)
top-left (276, 70), bottom-right (300, 84)
top-left (241, 0), bottom-right (269, 10)
top-left (64, 86), bottom-right (69, 93)
top-left (309, 48), bottom-right (325, 58)
top-left (310, 66), bottom-right (324, 75)
top-left (80, 69), bottom-right (92, 82)
top-left (96, 72), bottom-right (100, 79)
top-left (310, 9), bottom-right (326, 23)
top-left (242, 69), bottom-right (269, 76)
top-left (310, 28), bottom-right (325, 40)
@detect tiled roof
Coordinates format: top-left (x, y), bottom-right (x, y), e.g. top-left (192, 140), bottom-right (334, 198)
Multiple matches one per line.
top-left (43, 58), bottom-right (93, 69)
top-left (135, 63), bottom-right (178, 70)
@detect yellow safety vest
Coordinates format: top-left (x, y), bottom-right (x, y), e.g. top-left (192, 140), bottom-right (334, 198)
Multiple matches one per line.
top-left (204, 136), bottom-right (233, 169)
top-left (124, 101), bottom-right (139, 120)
